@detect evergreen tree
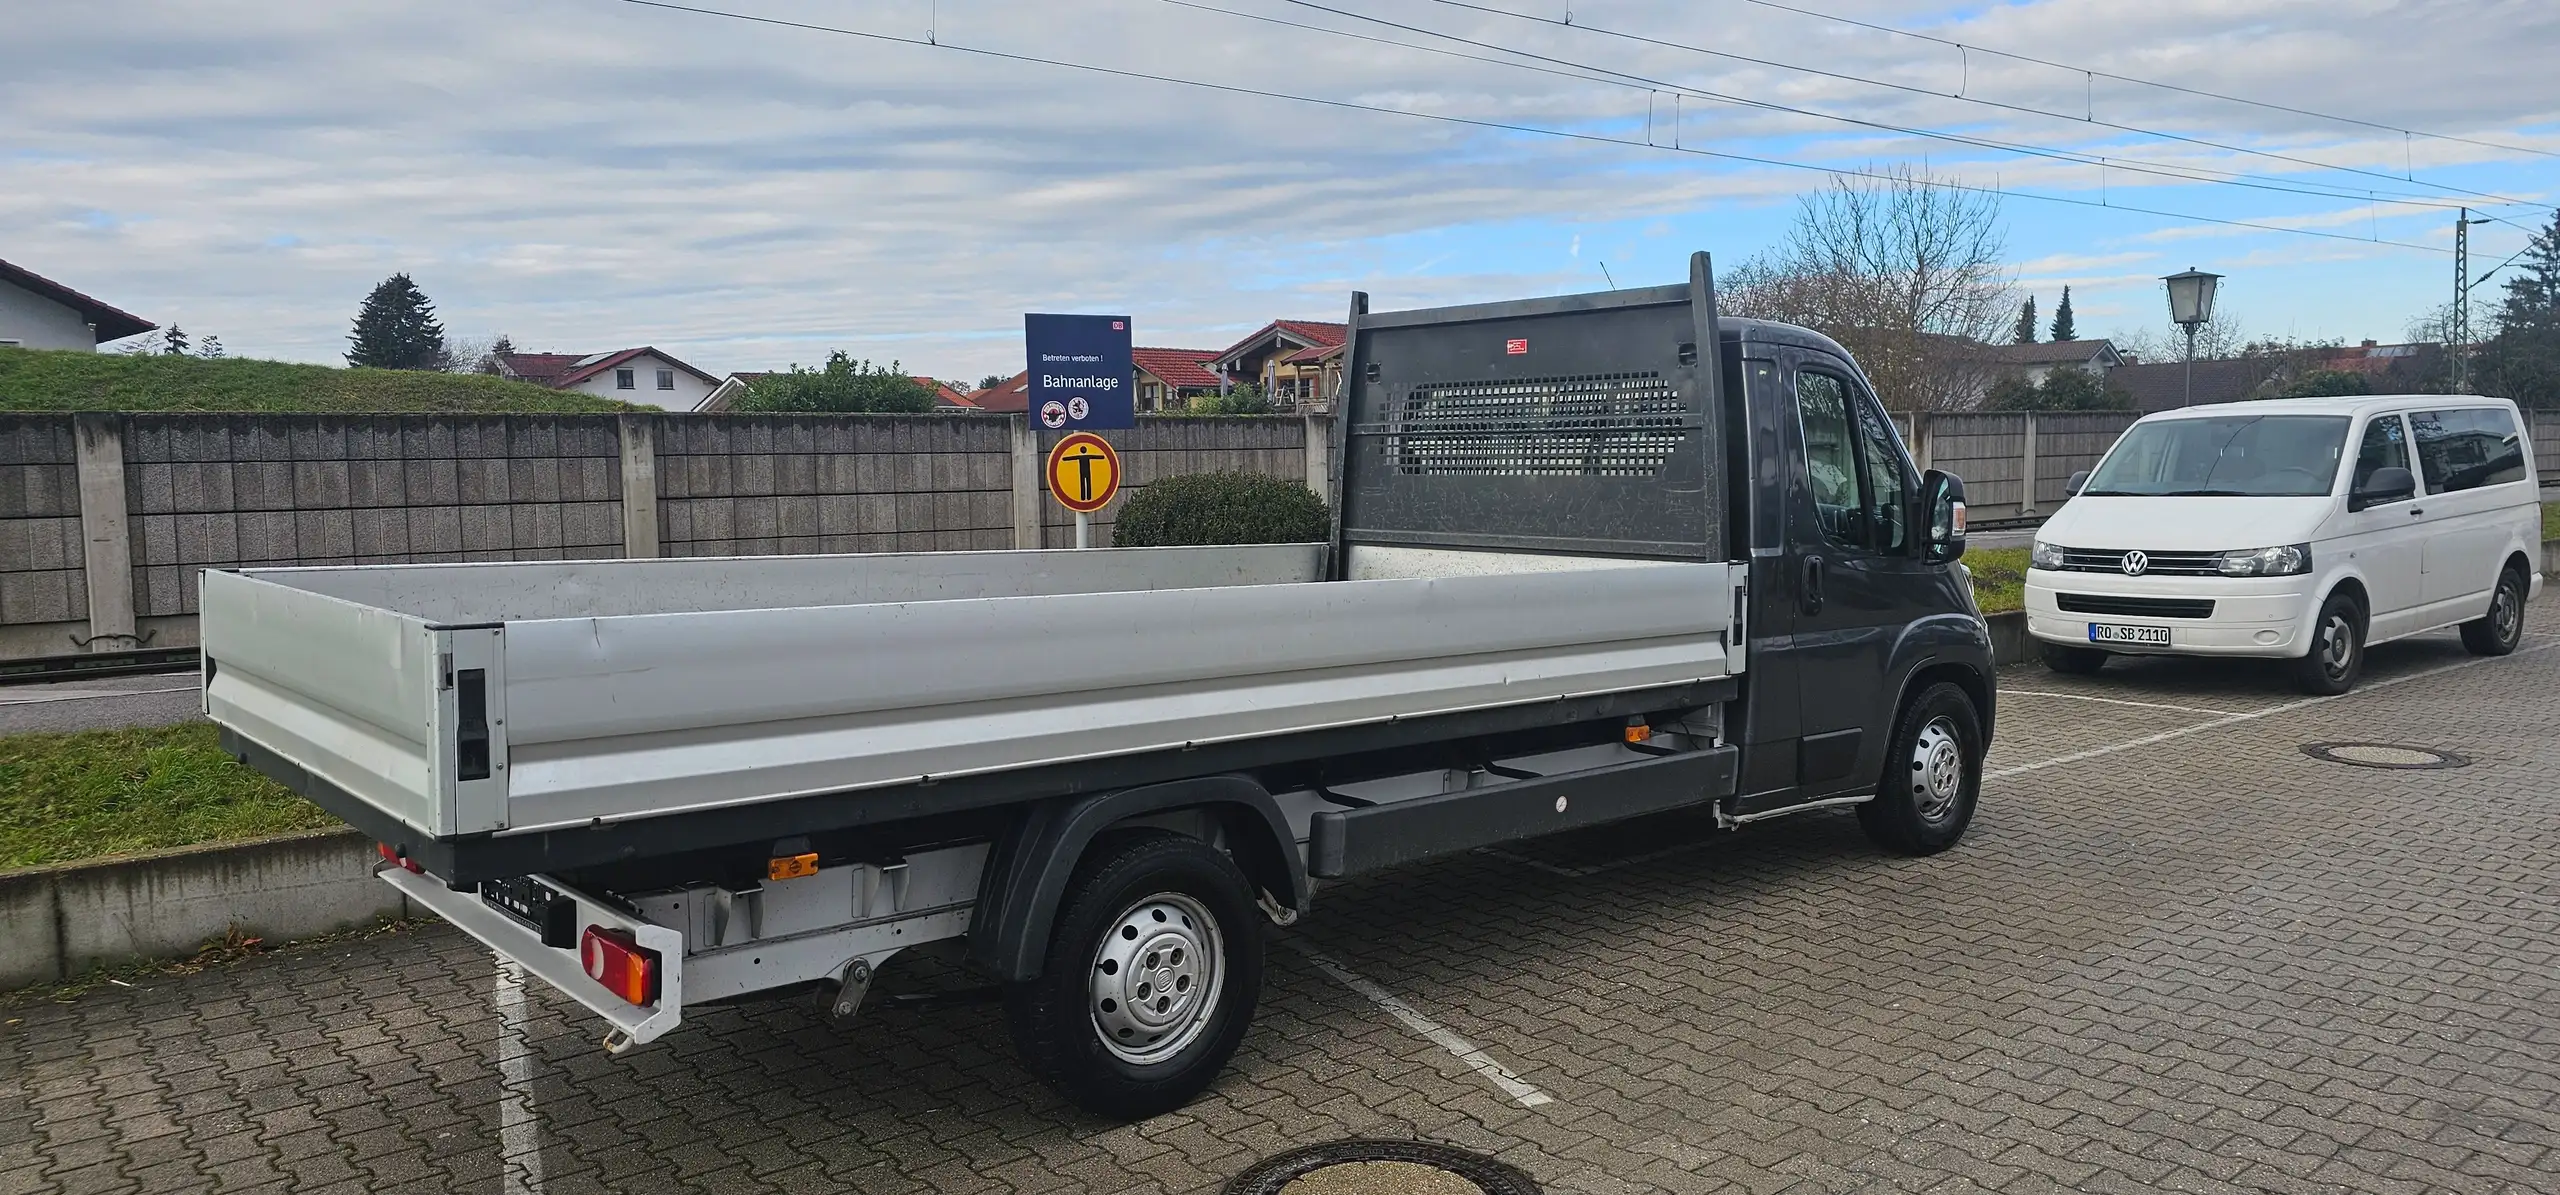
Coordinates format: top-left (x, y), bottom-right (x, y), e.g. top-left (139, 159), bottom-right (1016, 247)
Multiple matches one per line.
top-left (2478, 210), bottom-right (2560, 406)
top-left (196, 335), bottom-right (224, 359)
top-left (2048, 287), bottom-right (2077, 342)
top-left (161, 325), bottom-right (189, 355)
top-left (2011, 296), bottom-right (2038, 344)
top-left (345, 273), bottom-right (448, 370)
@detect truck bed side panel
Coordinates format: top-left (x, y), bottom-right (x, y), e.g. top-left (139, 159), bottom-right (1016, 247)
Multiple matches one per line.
top-left (494, 562), bottom-right (1736, 833)
top-left (200, 569), bottom-right (445, 836)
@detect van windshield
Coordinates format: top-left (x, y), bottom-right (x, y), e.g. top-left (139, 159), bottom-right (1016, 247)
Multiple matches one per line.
top-left (2081, 415), bottom-right (2351, 497)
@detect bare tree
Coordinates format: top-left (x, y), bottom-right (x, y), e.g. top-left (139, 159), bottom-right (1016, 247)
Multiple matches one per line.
top-left (2113, 306), bottom-right (2246, 364)
top-left (1722, 165), bottom-right (2014, 410)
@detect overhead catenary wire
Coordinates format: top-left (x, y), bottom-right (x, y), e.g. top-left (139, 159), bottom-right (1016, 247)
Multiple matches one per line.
top-left (1233, 0), bottom-right (2511, 215)
top-left (1726, 0), bottom-right (2560, 162)
top-left (605, 0), bottom-right (2451, 255)
top-left (1396, 0), bottom-right (2558, 215)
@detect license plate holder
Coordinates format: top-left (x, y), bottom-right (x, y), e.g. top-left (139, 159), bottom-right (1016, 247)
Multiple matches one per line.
top-left (483, 875), bottom-right (579, 948)
top-left (2089, 622), bottom-right (2171, 646)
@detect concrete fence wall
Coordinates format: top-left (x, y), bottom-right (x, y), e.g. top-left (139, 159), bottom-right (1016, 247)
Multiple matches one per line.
top-left (0, 412), bottom-right (1331, 661)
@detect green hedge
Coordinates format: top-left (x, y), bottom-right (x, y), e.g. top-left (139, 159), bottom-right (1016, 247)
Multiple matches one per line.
top-left (1112, 471), bottom-right (1329, 547)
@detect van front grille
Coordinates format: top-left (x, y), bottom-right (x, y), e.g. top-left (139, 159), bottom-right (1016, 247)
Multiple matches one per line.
top-left (2053, 547), bottom-right (2223, 577)
top-left (2057, 594), bottom-right (2218, 620)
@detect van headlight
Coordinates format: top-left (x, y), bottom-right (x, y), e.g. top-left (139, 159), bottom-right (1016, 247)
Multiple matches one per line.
top-left (2030, 540), bottom-right (2065, 570)
top-left (2217, 544), bottom-right (2311, 577)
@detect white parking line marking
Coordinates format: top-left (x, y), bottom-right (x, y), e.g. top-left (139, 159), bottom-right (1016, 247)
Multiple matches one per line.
top-left (1284, 938), bottom-right (1553, 1108)
top-left (1988, 641), bottom-right (2559, 782)
top-left (1998, 689), bottom-right (2242, 717)
top-left (495, 960), bottom-right (545, 1195)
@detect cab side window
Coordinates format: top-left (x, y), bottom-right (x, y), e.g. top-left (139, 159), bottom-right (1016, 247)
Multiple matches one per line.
top-left (1851, 393), bottom-right (1909, 552)
top-left (1794, 371), bottom-right (1870, 547)
top-left (2410, 408), bottom-right (2527, 494)
top-left (2351, 415), bottom-right (2409, 495)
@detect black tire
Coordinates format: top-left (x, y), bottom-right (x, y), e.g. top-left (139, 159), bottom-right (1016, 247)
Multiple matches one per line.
top-left (2291, 590), bottom-right (2365, 695)
top-left (2459, 565), bottom-right (2527, 657)
top-left (1857, 682), bottom-right (1983, 857)
top-left (2039, 644), bottom-right (2109, 675)
top-left (1003, 832), bottom-right (1263, 1120)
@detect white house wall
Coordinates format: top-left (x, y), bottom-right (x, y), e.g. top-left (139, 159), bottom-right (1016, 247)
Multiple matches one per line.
top-left (0, 282), bottom-right (103, 351)
top-left (568, 355), bottom-right (717, 411)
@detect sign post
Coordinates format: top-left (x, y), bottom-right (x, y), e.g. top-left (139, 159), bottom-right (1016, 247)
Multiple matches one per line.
top-left (1023, 314), bottom-right (1135, 432)
top-left (1044, 432), bottom-right (1121, 549)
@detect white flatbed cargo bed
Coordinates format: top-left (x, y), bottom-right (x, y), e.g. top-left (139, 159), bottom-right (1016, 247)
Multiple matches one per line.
top-left (204, 543), bottom-right (1738, 856)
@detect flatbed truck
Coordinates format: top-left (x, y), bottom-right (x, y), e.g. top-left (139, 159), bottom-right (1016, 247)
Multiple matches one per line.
top-left (204, 253), bottom-right (1993, 1118)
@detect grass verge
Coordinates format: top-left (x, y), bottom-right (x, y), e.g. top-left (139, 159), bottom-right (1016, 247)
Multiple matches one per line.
top-left (2544, 501), bottom-right (2557, 543)
top-left (0, 346), bottom-right (634, 413)
top-left (1967, 545), bottom-right (2028, 615)
top-left (0, 722), bottom-right (339, 871)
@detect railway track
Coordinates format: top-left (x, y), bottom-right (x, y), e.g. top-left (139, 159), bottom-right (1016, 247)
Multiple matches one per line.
top-left (0, 647), bottom-right (200, 687)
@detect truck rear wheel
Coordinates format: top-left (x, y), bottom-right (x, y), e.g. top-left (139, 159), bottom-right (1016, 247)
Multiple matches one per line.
top-left (1003, 832), bottom-right (1263, 1120)
top-left (1857, 682), bottom-right (1982, 856)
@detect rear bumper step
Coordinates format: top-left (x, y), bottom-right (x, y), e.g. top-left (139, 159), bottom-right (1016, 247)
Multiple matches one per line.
top-left (1307, 746), bottom-right (1739, 878)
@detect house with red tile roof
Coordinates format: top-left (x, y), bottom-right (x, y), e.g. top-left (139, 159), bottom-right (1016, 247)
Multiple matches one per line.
top-left (1131, 347), bottom-right (1223, 412)
top-left (967, 371), bottom-right (1030, 413)
top-left (1211, 320), bottom-right (1347, 410)
top-left (496, 348), bottom-right (720, 410)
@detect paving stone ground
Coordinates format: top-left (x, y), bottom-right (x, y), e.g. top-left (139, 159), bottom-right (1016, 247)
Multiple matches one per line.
top-left (6, 604), bottom-right (2558, 1195)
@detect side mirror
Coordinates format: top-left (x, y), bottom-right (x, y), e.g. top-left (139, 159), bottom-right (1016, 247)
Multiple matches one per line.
top-left (2065, 469), bottom-right (2090, 497)
top-left (2350, 465), bottom-right (2415, 511)
top-left (1922, 469), bottom-right (1967, 564)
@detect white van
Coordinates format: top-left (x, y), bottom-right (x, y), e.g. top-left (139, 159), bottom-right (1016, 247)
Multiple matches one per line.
top-left (2025, 395), bottom-right (2543, 693)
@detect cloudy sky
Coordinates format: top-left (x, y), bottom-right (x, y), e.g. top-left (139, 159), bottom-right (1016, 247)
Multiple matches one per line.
top-left (6, 0), bottom-right (2557, 381)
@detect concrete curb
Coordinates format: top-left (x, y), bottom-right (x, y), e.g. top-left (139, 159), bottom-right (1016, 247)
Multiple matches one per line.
top-left (0, 827), bottom-right (406, 991)
top-left (1985, 610), bottom-right (2033, 668)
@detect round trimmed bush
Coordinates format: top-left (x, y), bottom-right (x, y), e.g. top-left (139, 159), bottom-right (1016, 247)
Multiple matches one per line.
top-left (1111, 471), bottom-right (1330, 548)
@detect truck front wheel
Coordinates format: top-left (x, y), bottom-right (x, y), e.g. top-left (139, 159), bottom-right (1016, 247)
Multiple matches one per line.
top-left (1857, 682), bottom-right (1983, 856)
top-left (1003, 832), bottom-right (1263, 1120)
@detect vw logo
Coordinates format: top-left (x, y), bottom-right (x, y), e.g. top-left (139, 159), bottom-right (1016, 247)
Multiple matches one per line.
top-left (2121, 550), bottom-right (2149, 576)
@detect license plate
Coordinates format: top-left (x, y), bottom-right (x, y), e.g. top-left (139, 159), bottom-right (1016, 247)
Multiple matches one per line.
top-left (483, 876), bottom-right (575, 946)
top-left (2089, 623), bottom-right (2171, 646)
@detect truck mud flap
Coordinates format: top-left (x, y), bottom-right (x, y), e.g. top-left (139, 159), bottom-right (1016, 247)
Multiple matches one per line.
top-left (1307, 747), bottom-right (1739, 878)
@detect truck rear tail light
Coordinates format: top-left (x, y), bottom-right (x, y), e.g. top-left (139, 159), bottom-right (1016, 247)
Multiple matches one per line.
top-left (581, 926), bottom-right (660, 1006)
top-left (376, 842), bottom-right (423, 874)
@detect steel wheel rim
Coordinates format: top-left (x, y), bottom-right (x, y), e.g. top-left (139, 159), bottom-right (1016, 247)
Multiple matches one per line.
top-left (2492, 580), bottom-right (2520, 641)
top-left (1089, 891), bottom-right (1224, 1065)
top-left (1909, 716), bottom-right (1966, 822)
top-left (2320, 612), bottom-right (2354, 676)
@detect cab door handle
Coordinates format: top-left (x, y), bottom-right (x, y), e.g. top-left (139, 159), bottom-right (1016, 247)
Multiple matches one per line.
top-left (1800, 554), bottom-right (1826, 615)
top-left (2408, 507), bottom-right (2424, 516)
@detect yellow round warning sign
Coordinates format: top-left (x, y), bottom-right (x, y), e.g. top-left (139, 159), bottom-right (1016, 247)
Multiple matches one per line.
top-left (1045, 432), bottom-right (1121, 514)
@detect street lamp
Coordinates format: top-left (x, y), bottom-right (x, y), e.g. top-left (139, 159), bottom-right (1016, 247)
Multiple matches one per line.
top-left (2163, 268), bottom-right (2222, 407)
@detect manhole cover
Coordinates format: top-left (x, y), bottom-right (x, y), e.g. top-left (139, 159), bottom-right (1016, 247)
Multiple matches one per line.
top-left (2300, 742), bottom-right (2470, 770)
top-left (1226, 1140), bottom-right (1542, 1195)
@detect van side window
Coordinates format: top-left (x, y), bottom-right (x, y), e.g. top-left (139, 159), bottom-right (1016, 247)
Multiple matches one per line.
top-left (1794, 371), bottom-right (1876, 549)
top-left (2410, 408), bottom-right (2526, 493)
top-left (2351, 415), bottom-right (2409, 493)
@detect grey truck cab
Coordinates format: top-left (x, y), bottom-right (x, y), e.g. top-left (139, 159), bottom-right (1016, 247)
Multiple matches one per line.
top-left (204, 253), bottom-right (1991, 1119)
